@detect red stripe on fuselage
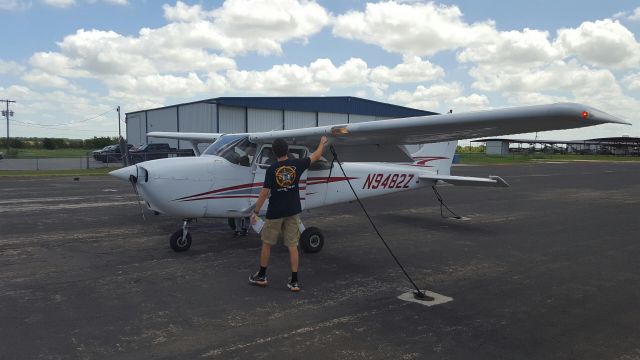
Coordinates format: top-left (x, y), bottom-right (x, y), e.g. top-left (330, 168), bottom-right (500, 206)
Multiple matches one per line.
top-left (175, 182), bottom-right (264, 201)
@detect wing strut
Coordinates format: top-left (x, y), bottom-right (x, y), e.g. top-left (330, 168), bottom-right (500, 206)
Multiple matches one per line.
top-left (328, 145), bottom-right (434, 302)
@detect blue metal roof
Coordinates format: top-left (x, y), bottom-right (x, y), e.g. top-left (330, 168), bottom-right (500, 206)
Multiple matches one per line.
top-left (210, 97), bottom-right (437, 117)
top-left (127, 96), bottom-right (437, 117)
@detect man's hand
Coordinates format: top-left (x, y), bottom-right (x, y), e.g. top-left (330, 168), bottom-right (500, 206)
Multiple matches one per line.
top-left (310, 136), bottom-right (329, 164)
top-left (250, 212), bottom-right (258, 224)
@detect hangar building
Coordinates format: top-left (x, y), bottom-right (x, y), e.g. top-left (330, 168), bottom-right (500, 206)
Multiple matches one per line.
top-left (125, 97), bottom-right (436, 150)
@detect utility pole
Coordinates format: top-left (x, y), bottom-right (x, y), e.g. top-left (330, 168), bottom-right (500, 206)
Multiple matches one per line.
top-left (1, 99), bottom-right (16, 153)
top-left (117, 105), bottom-right (121, 138)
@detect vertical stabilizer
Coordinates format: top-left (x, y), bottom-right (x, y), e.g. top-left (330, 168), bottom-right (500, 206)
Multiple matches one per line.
top-left (410, 141), bottom-right (457, 175)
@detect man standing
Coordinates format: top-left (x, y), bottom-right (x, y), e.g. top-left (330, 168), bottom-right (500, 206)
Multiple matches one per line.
top-left (250, 136), bottom-right (328, 292)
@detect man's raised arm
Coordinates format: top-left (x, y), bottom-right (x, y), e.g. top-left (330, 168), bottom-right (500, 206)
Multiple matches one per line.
top-left (309, 136), bottom-right (328, 164)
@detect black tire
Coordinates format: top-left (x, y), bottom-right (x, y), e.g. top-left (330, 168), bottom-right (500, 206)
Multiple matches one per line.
top-left (300, 227), bottom-right (324, 253)
top-left (227, 218), bottom-right (236, 230)
top-left (170, 229), bottom-right (192, 252)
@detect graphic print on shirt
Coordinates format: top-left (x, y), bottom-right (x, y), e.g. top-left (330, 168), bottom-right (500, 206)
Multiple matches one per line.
top-left (275, 165), bottom-right (297, 190)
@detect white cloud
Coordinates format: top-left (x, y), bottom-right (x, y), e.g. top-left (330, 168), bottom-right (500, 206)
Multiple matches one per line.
top-left (42, 0), bottom-right (75, 8)
top-left (389, 83), bottom-right (488, 112)
top-left (458, 28), bottom-right (560, 67)
top-left (0, 0), bottom-right (31, 10)
top-left (623, 72), bottom-right (640, 90)
top-left (102, 0), bottom-right (126, 5)
top-left (629, 7), bottom-right (640, 21)
top-left (225, 57), bottom-right (446, 96)
top-left (226, 57), bottom-right (370, 95)
top-left (0, 59), bottom-right (25, 74)
top-left (370, 56), bottom-right (444, 83)
top-left (159, 0), bottom-right (330, 55)
top-left (333, 1), bottom-right (495, 56)
top-left (22, 70), bottom-right (72, 89)
top-left (555, 19), bottom-right (640, 69)
top-left (468, 60), bottom-right (622, 100)
top-left (163, 1), bottom-right (206, 22)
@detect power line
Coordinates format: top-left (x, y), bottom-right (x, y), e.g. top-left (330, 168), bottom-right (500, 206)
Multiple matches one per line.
top-left (10, 120), bottom-right (117, 134)
top-left (13, 108), bottom-right (116, 128)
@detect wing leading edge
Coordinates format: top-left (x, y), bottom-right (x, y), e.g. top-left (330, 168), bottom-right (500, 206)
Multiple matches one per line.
top-left (249, 103), bottom-right (629, 148)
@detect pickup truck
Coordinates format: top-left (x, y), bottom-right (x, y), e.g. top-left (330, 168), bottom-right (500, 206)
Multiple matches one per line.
top-left (128, 143), bottom-right (194, 163)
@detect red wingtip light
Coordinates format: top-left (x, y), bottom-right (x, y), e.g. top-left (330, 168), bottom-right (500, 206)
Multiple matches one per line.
top-left (581, 111), bottom-right (589, 119)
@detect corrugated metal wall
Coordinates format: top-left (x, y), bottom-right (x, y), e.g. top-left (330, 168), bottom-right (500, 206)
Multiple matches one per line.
top-left (318, 112), bottom-right (348, 126)
top-left (349, 114), bottom-right (376, 123)
top-left (126, 112), bottom-right (146, 147)
top-left (126, 99), bottom-right (429, 149)
top-left (147, 108), bottom-right (178, 148)
top-left (219, 106), bottom-right (246, 133)
top-left (248, 108), bottom-right (283, 132)
top-left (177, 103), bottom-right (217, 149)
top-left (285, 110), bottom-right (316, 129)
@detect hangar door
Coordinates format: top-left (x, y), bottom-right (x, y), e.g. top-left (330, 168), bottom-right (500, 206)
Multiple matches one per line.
top-left (178, 103), bottom-right (217, 151)
top-left (248, 108), bottom-right (283, 132)
top-left (147, 107), bottom-right (178, 148)
top-left (219, 106), bottom-right (246, 133)
top-left (126, 112), bottom-right (146, 147)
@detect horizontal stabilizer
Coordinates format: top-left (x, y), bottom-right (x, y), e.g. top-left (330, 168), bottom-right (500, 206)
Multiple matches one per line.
top-left (419, 174), bottom-right (510, 187)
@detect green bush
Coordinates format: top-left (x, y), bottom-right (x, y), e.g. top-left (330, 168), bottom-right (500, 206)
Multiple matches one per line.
top-left (42, 138), bottom-right (57, 150)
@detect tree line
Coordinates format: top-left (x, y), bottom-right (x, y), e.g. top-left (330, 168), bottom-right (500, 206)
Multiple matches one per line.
top-left (0, 136), bottom-right (119, 150)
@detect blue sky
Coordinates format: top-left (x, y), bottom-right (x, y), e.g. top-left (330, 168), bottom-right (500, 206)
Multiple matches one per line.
top-left (1, 0), bottom-right (639, 140)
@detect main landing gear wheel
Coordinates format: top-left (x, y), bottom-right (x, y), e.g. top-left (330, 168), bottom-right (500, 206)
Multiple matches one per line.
top-left (227, 218), bottom-right (236, 230)
top-left (300, 227), bottom-right (324, 253)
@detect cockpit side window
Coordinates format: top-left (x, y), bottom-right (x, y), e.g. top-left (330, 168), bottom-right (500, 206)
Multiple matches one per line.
top-left (257, 146), bottom-right (308, 169)
top-left (202, 135), bottom-right (256, 167)
top-left (257, 146), bottom-right (276, 168)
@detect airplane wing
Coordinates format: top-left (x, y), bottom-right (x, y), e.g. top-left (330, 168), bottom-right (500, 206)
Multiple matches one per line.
top-left (249, 103), bottom-right (629, 150)
top-left (147, 132), bottom-right (223, 156)
top-left (147, 131), bottom-right (222, 142)
top-left (420, 174), bottom-right (509, 187)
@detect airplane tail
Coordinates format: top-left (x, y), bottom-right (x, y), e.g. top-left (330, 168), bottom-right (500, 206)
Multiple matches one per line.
top-left (410, 141), bottom-right (458, 175)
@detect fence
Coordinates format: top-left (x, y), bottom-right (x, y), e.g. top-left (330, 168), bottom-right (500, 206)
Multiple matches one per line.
top-left (0, 150), bottom-right (195, 171)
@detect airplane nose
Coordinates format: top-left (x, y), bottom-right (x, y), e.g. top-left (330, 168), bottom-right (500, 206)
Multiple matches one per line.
top-left (110, 165), bottom-right (137, 181)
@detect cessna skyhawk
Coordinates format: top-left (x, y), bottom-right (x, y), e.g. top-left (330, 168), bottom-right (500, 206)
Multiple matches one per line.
top-left (110, 103), bottom-right (628, 252)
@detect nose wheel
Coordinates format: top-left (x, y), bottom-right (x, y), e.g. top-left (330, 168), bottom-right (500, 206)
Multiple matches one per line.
top-left (170, 219), bottom-right (193, 252)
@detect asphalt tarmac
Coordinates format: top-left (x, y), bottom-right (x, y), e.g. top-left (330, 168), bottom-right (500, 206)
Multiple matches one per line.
top-left (1, 161), bottom-right (639, 359)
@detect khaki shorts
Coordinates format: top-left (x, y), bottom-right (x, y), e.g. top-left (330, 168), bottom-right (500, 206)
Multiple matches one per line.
top-left (261, 215), bottom-right (301, 247)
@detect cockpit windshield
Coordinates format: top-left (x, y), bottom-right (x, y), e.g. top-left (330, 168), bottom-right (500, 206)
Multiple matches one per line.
top-left (202, 135), bottom-right (257, 166)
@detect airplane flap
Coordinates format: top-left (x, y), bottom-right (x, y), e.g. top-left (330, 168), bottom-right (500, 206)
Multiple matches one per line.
top-left (419, 174), bottom-right (510, 187)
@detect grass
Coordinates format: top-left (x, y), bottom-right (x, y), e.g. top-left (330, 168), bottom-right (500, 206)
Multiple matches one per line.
top-left (2, 148), bottom-right (92, 158)
top-left (458, 153), bottom-right (640, 165)
top-left (0, 167), bottom-right (116, 177)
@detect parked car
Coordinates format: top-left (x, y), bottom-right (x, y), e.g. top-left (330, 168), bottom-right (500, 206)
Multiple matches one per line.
top-left (92, 144), bottom-right (133, 163)
top-left (128, 143), bottom-right (194, 164)
top-left (92, 145), bottom-right (114, 161)
top-left (92, 145), bottom-right (118, 162)
top-left (101, 144), bottom-right (134, 163)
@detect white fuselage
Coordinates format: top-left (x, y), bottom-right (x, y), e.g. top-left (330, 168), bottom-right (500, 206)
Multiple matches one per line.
top-left (114, 155), bottom-right (439, 219)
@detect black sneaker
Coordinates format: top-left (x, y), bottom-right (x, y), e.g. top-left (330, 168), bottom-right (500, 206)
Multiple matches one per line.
top-left (233, 231), bottom-right (240, 238)
top-left (287, 280), bottom-right (300, 292)
top-left (240, 229), bottom-right (249, 236)
top-left (249, 272), bottom-right (267, 286)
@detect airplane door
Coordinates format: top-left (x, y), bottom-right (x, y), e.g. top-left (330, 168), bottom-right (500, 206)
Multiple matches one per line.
top-left (252, 145), bottom-right (309, 212)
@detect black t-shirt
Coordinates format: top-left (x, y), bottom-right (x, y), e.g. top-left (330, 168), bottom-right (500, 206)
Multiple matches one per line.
top-left (263, 157), bottom-right (311, 219)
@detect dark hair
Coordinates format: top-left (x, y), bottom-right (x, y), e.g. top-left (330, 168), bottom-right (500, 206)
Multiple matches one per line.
top-left (272, 138), bottom-right (289, 158)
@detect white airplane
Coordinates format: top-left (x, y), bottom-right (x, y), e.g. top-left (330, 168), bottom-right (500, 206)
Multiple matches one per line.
top-left (110, 103), bottom-right (628, 252)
